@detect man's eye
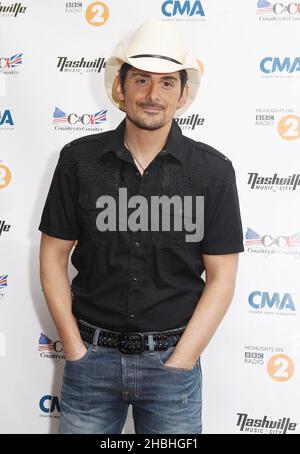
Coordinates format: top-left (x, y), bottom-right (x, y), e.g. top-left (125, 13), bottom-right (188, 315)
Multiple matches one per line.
top-left (136, 79), bottom-right (147, 85)
top-left (163, 81), bottom-right (173, 88)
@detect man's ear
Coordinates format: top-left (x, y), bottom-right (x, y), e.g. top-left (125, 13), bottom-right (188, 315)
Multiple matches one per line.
top-left (112, 75), bottom-right (125, 104)
top-left (177, 83), bottom-right (188, 110)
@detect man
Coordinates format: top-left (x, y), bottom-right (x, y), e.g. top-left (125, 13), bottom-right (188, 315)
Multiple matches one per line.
top-left (38, 19), bottom-right (244, 434)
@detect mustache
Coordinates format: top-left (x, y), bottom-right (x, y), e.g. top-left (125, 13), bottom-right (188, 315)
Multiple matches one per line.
top-left (139, 103), bottom-right (164, 110)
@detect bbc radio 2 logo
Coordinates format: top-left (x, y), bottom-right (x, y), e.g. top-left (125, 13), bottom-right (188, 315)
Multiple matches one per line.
top-left (248, 291), bottom-right (296, 316)
top-left (254, 108), bottom-right (300, 141)
top-left (244, 347), bottom-right (295, 382)
top-left (0, 163), bottom-right (12, 189)
top-left (39, 395), bottom-right (60, 418)
top-left (278, 114), bottom-right (300, 141)
top-left (65, 2), bottom-right (83, 13)
top-left (85, 1), bottom-right (109, 26)
top-left (267, 354), bottom-right (295, 382)
top-left (161, 0), bottom-right (206, 19)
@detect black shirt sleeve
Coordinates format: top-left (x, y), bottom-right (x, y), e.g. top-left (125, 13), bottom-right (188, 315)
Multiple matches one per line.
top-left (38, 144), bottom-right (80, 240)
top-left (200, 160), bottom-right (244, 255)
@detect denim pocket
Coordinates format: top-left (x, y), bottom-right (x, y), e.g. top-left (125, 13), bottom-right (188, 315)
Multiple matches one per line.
top-left (65, 342), bottom-right (94, 365)
top-left (157, 345), bottom-right (198, 373)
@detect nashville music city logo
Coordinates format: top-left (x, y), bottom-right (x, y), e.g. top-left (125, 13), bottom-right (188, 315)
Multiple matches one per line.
top-left (247, 172), bottom-right (300, 191)
top-left (174, 113), bottom-right (205, 131)
top-left (236, 413), bottom-right (297, 434)
top-left (56, 56), bottom-right (106, 74)
top-left (90, 190), bottom-right (204, 242)
top-left (0, 220), bottom-right (11, 236)
top-left (0, 2), bottom-right (27, 17)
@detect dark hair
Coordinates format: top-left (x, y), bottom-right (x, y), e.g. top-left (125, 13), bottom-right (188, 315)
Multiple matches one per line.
top-left (119, 62), bottom-right (188, 97)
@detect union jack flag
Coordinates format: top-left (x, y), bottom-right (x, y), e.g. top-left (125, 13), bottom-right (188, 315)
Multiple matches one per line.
top-left (0, 275), bottom-right (7, 289)
top-left (38, 333), bottom-right (54, 352)
top-left (288, 232), bottom-right (300, 247)
top-left (90, 109), bottom-right (107, 125)
top-left (7, 53), bottom-right (23, 68)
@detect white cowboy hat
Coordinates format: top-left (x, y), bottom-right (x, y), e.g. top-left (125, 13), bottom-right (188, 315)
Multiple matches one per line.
top-left (104, 19), bottom-right (202, 116)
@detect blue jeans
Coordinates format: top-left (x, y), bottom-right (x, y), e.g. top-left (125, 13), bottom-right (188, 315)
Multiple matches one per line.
top-left (59, 325), bottom-right (202, 434)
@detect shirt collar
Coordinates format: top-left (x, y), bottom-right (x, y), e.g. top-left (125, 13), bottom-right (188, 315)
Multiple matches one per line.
top-left (98, 117), bottom-right (185, 166)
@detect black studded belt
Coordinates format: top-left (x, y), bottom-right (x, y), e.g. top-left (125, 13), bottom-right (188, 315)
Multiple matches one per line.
top-left (77, 319), bottom-right (186, 354)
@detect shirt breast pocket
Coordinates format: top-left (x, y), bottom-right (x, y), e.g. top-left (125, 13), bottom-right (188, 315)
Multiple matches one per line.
top-left (78, 190), bottom-right (117, 243)
top-left (153, 206), bottom-right (196, 248)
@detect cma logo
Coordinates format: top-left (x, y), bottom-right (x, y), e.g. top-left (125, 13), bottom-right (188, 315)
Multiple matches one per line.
top-left (249, 291), bottom-right (296, 312)
top-left (0, 110), bottom-right (14, 126)
top-left (161, 0), bottom-right (205, 17)
top-left (260, 57), bottom-right (300, 74)
top-left (39, 395), bottom-right (61, 414)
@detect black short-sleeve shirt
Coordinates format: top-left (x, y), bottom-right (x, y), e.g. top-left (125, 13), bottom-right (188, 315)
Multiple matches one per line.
top-left (38, 118), bottom-right (244, 332)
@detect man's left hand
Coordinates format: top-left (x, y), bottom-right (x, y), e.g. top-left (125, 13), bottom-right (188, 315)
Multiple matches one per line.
top-left (164, 355), bottom-right (196, 370)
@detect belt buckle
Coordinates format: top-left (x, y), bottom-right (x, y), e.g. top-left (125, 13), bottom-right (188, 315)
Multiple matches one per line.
top-left (119, 333), bottom-right (144, 354)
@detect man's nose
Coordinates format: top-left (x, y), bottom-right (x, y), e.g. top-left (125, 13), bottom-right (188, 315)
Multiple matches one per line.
top-left (145, 81), bottom-right (161, 102)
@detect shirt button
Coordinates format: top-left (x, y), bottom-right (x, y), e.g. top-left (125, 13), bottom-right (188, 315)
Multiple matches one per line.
top-left (134, 241), bottom-right (140, 248)
top-left (129, 314), bottom-right (135, 319)
top-left (131, 276), bottom-right (138, 283)
top-left (135, 170), bottom-right (141, 177)
top-left (144, 169), bottom-right (150, 176)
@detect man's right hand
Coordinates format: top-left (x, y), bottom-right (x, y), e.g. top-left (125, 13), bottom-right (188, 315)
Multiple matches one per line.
top-left (64, 342), bottom-right (88, 362)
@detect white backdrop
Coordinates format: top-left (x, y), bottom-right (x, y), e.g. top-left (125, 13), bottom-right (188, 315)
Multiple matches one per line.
top-left (0, 0), bottom-right (299, 434)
